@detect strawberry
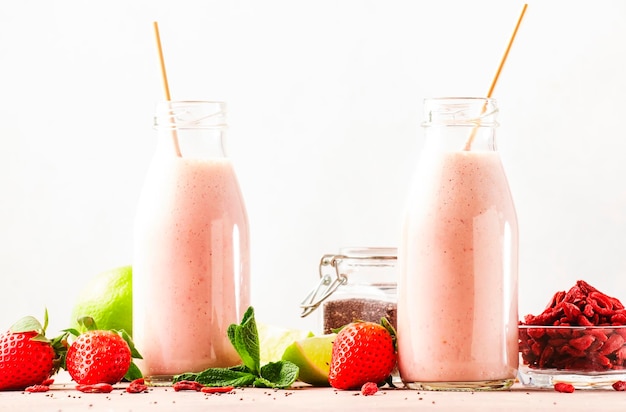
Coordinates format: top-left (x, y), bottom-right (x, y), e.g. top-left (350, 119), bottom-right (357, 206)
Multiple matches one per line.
top-left (0, 313), bottom-right (57, 391)
top-left (64, 317), bottom-right (142, 385)
top-left (328, 319), bottom-right (396, 390)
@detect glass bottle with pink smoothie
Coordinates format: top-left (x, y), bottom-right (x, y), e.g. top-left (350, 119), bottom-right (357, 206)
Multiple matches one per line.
top-left (397, 97), bottom-right (518, 391)
top-left (133, 101), bottom-right (250, 385)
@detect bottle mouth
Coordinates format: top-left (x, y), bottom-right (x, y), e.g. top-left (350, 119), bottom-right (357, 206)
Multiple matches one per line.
top-left (421, 97), bottom-right (499, 128)
top-left (153, 100), bottom-right (227, 130)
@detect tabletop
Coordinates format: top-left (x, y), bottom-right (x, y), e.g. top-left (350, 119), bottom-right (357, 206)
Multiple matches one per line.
top-left (3, 381), bottom-right (626, 412)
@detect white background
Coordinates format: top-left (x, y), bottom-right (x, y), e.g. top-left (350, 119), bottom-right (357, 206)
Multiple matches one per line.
top-left (1, 0), bottom-right (626, 336)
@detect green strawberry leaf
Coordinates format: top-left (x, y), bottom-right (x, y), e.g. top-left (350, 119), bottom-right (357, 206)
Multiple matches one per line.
top-left (256, 360), bottom-right (299, 388)
top-left (124, 361), bottom-right (143, 381)
top-left (10, 316), bottom-right (44, 334)
top-left (76, 316), bottom-right (98, 332)
top-left (62, 328), bottom-right (81, 338)
top-left (42, 308), bottom-right (49, 334)
top-left (49, 330), bottom-right (71, 373)
top-left (380, 317), bottom-right (397, 351)
top-left (118, 329), bottom-right (143, 359)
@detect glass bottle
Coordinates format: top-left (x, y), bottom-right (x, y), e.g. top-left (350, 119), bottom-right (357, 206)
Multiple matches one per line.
top-left (397, 97), bottom-right (518, 391)
top-left (133, 101), bottom-right (250, 385)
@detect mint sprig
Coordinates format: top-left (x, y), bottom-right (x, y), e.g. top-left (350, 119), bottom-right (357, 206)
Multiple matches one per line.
top-left (173, 307), bottom-right (299, 389)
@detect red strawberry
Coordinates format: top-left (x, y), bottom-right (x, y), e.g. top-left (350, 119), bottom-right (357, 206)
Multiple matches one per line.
top-left (0, 315), bottom-right (56, 391)
top-left (65, 330), bottom-right (132, 385)
top-left (64, 317), bottom-right (143, 385)
top-left (328, 320), bottom-right (396, 390)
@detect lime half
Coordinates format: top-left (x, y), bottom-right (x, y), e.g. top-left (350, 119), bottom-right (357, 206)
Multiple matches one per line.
top-left (257, 322), bottom-right (314, 366)
top-left (282, 334), bottom-right (336, 386)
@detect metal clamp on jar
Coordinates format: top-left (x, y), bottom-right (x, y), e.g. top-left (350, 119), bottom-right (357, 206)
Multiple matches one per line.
top-left (300, 247), bottom-right (397, 334)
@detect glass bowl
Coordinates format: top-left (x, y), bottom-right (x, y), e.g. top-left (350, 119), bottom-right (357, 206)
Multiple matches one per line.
top-left (519, 325), bottom-right (626, 389)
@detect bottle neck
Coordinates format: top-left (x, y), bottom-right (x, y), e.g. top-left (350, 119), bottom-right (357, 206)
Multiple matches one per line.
top-left (153, 101), bottom-right (228, 159)
top-left (421, 97), bottom-right (499, 152)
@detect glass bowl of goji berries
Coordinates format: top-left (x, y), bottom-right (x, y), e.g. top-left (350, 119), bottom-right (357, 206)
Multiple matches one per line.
top-left (518, 280), bottom-right (626, 389)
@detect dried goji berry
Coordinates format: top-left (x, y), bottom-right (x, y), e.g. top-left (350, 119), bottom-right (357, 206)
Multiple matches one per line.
top-left (76, 383), bottom-right (114, 393)
top-left (601, 334), bottom-right (625, 355)
top-left (173, 380), bottom-right (203, 392)
top-left (201, 386), bottom-right (234, 394)
top-left (569, 335), bottom-right (595, 351)
top-left (25, 385), bottom-right (50, 393)
top-left (613, 381), bottom-right (626, 391)
top-left (554, 383), bottom-right (575, 393)
top-left (126, 378), bottom-right (148, 393)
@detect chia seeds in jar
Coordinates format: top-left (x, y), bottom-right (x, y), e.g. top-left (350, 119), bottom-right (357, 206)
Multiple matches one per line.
top-left (300, 247), bottom-right (397, 334)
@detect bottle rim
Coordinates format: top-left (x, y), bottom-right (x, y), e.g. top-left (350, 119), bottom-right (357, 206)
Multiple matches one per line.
top-left (153, 100), bottom-right (227, 130)
top-left (421, 97), bottom-right (499, 128)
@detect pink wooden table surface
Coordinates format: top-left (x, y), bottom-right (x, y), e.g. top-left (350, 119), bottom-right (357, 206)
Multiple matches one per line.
top-left (3, 381), bottom-right (626, 412)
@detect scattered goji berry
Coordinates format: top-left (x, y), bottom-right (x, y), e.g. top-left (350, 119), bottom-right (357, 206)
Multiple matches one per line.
top-left (554, 383), bottom-right (575, 393)
top-left (126, 378), bottom-right (148, 393)
top-left (612, 381), bottom-right (626, 391)
top-left (76, 383), bottom-right (114, 393)
top-left (201, 386), bottom-right (234, 394)
top-left (173, 380), bottom-right (203, 392)
top-left (25, 385), bottom-right (50, 393)
top-left (360, 382), bottom-right (378, 396)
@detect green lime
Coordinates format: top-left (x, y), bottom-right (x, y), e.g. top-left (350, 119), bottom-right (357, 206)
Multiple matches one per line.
top-left (257, 322), bottom-right (314, 366)
top-left (282, 334), bottom-right (336, 386)
top-left (70, 265), bottom-right (133, 335)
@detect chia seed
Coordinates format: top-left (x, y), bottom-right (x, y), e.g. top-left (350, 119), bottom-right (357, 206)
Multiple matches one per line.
top-left (322, 298), bottom-right (397, 333)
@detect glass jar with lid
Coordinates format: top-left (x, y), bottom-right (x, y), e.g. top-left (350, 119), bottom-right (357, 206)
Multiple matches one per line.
top-left (301, 247), bottom-right (397, 334)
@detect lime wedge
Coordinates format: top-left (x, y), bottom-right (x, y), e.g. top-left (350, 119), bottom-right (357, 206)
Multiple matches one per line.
top-left (257, 322), bottom-right (314, 365)
top-left (282, 334), bottom-right (336, 386)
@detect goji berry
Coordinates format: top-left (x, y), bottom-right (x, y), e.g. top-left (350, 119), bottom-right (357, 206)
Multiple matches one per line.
top-left (173, 380), bottom-right (203, 392)
top-left (201, 386), bottom-right (234, 394)
top-left (25, 385), bottom-right (50, 393)
top-left (76, 383), bottom-right (114, 393)
top-left (612, 381), bottom-right (626, 391)
top-left (126, 378), bottom-right (148, 394)
top-left (601, 334), bottom-right (625, 355)
top-left (569, 335), bottom-right (595, 351)
top-left (554, 383), bottom-right (575, 393)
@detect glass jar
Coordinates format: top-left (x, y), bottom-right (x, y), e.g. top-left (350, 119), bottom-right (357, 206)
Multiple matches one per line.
top-left (397, 97), bottom-right (519, 391)
top-left (301, 247), bottom-right (397, 334)
top-left (133, 101), bottom-right (250, 385)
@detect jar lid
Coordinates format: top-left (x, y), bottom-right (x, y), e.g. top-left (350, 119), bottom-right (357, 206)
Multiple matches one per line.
top-left (300, 247), bottom-right (397, 318)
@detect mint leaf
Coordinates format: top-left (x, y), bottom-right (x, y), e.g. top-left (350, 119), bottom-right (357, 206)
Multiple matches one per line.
top-left (227, 306), bottom-right (260, 374)
top-left (174, 306), bottom-right (299, 389)
top-left (195, 368), bottom-right (257, 387)
top-left (172, 372), bottom-right (199, 383)
top-left (256, 361), bottom-right (299, 388)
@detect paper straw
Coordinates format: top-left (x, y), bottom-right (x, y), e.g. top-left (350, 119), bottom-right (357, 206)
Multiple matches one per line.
top-left (153, 21), bottom-right (182, 157)
top-left (464, 3), bottom-right (528, 151)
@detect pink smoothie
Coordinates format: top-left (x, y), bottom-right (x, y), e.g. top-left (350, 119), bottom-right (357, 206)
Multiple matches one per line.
top-left (133, 153), bottom-right (250, 378)
top-left (397, 150), bottom-right (518, 385)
